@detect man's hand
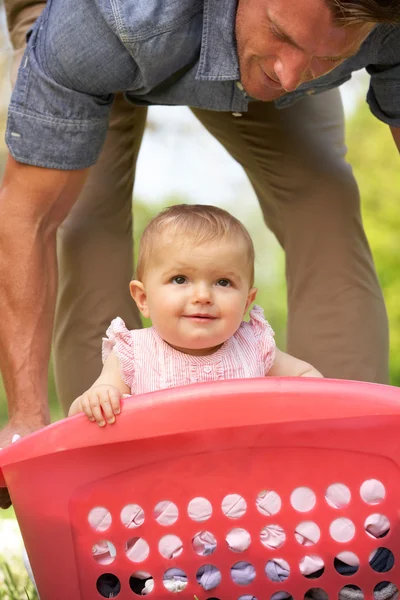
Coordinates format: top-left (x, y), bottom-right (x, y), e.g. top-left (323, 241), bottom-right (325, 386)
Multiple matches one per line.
top-left (0, 415), bottom-right (48, 508)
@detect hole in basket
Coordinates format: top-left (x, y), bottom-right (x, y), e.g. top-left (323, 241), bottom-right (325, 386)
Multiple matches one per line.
top-left (260, 524), bottom-right (286, 549)
top-left (334, 552), bottom-right (360, 576)
top-left (88, 507), bottom-right (112, 532)
top-left (197, 564), bottom-right (222, 590)
top-left (369, 548), bottom-right (394, 573)
top-left (304, 588), bottom-right (328, 600)
top-left (360, 479), bottom-right (386, 505)
top-left (154, 500), bottom-right (178, 525)
top-left (325, 483), bottom-right (351, 509)
top-left (330, 518), bottom-right (355, 543)
top-left (129, 572), bottom-right (154, 595)
top-left (295, 521), bottom-right (320, 546)
top-left (222, 494), bottom-right (247, 519)
top-left (339, 586), bottom-right (364, 600)
top-left (374, 582), bottom-right (397, 599)
top-left (92, 540), bottom-right (116, 565)
top-left (163, 568), bottom-right (188, 592)
top-left (270, 594), bottom-right (293, 600)
top-left (231, 561), bottom-right (255, 586)
top-left (159, 535), bottom-right (183, 559)
top-left (364, 514), bottom-right (390, 539)
top-left (300, 556), bottom-right (325, 579)
top-left (291, 487), bottom-right (316, 512)
top-left (192, 531), bottom-right (217, 556)
top-left (265, 559), bottom-right (290, 582)
top-left (120, 504), bottom-right (145, 529)
top-left (188, 497), bottom-right (212, 522)
top-left (256, 490), bottom-right (281, 516)
top-left (96, 573), bottom-right (121, 598)
top-left (226, 528), bottom-right (251, 552)
top-left (125, 537), bottom-right (150, 562)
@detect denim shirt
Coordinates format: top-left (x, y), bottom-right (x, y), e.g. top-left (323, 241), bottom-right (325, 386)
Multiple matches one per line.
top-left (6, 0), bottom-right (400, 170)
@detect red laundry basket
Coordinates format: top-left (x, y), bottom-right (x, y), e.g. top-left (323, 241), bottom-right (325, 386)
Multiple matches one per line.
top-left (1, 378), bottom-right (400, 600)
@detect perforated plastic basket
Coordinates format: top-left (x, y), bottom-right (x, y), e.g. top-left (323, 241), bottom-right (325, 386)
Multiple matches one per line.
top-left (1, 378), bottom-right (400, 600)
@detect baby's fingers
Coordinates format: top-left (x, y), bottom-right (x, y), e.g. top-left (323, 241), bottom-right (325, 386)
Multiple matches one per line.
top-left (96, 394), bottom-right (116, 425)
top-left (80, 395), bottom-right (96, 422)
top-left (89, 395), bottom-right (107, 427)
top-left (108, 389), bottom-right (121, 417)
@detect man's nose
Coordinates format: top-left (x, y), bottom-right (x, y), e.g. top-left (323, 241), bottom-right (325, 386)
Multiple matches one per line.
top-left (273, 52), bottom-right (313, 92)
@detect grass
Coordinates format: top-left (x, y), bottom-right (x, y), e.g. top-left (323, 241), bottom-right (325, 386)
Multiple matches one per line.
top-left (0, 562), bottom-right (38, 600)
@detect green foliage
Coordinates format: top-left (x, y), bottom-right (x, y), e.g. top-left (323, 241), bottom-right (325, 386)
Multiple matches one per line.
top-left (346, 102), bottom-right (400, 385)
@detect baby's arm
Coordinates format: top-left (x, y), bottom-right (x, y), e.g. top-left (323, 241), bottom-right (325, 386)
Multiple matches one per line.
top-left (68, 351), bottom-right (130, 426)
top-left (267, 348), bottom-right (323, 378)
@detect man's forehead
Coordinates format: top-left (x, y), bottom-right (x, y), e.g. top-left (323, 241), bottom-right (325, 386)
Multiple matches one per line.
top-left (267, 0), bottom-right (372, 58)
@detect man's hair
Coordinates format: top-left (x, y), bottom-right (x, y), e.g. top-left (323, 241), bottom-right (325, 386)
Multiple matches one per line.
top-left (136, 204), bottom-right (255, 285)
top-left (327, 0), bottom-right (400, 24)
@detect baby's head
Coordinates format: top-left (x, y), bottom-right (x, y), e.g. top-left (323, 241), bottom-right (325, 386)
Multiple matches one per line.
top-left (130, 204), bottom-right (257, 355)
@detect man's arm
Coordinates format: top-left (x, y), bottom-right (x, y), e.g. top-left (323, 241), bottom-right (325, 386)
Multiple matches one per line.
top-left (390, 127), bottom-right (400, 152)
top-left (0, 156), bottom-right (88, 446)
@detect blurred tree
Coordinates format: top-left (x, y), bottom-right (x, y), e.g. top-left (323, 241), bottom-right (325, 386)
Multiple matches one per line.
top-left (346, 102), bottom-right (400, 385)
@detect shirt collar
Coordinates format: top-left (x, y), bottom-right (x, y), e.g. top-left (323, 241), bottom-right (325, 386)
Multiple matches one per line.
top-left (196, 0), bottom-right (240, 81)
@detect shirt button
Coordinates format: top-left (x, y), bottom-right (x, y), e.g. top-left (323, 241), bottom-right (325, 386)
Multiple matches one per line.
top-left (232, 112), bottom-right (243, 117)
top-left (236, 81), bottom-right (244, 91)
top-left (203, 366), bottom-right (212, 374)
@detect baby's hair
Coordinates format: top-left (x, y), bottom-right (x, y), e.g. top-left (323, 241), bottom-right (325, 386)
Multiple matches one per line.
top-left (136, 204), bottom-right (255, 285)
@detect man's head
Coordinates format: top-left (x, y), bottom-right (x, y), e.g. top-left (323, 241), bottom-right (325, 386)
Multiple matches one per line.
top-left (235, 0), bottom-right (400, 101)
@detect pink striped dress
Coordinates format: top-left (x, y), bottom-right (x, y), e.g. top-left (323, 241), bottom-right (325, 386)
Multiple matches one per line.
top-left (102, 305), bottom-right (276, 395)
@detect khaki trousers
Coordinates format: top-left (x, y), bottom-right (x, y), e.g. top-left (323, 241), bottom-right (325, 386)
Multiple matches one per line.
top-left (54, 89), bottom-right (389, 414)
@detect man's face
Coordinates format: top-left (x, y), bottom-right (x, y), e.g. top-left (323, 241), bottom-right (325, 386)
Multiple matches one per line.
top-left (235, 0), bottom-right (373, 101)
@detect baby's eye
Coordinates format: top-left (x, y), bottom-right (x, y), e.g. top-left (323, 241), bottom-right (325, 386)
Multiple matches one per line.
top-left (216, 279), bottom-right (231, 287)
top-left (171, 276), bottom-right (187, 284)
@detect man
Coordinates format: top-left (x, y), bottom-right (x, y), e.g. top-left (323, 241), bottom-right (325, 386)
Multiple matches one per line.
top-left (0, 0), bottom-right (398, 474)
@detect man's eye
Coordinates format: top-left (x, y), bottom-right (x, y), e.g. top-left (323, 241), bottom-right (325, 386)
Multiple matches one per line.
top-left (216, 279), bottom-right (231, 287)
top-left (270, 26), bottom-right (288, 43)
top-left (172, 276), bottom-right (187, 284)
top-left (324, 57), bottom-right (343, 64)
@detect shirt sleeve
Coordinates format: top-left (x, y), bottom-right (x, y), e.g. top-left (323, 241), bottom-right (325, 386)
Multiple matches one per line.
top-left (5, 4), bottom-right (118, 170)
top-left (249, 305), bottom-right (276, 375)
top-left (366, 25), bottom-right (400, 127)
top-left (102, 318), bottom-right (135, 391)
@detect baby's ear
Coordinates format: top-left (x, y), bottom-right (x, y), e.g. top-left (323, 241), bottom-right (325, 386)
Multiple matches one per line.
top-left (245, 287), bottom-right (258, 313)
top-left (130, 280), bottom-right (150, 318)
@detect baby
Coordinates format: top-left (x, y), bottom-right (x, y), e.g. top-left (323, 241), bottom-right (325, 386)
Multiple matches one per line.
top-left (69, 204), bottom-right (322, 425)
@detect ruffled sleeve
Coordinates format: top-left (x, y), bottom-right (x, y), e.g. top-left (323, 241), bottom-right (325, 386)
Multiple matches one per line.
top-left (102, 317), bottom-right (135, 390)
top-left (250, 305), bottom-right (276, 375)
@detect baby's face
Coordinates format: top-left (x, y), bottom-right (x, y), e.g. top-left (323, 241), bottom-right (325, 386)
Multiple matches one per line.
top-left (137, 237), bottom-right (256, 355)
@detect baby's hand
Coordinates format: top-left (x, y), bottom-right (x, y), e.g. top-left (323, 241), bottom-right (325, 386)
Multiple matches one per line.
top-left (78, 385), bottom-right (121, 426)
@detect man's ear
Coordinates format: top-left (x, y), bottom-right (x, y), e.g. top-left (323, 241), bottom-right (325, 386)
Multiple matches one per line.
top-left (244, 287), bottom-right (258, 314)
top-left (129, 280), bottom-right (150, 318)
